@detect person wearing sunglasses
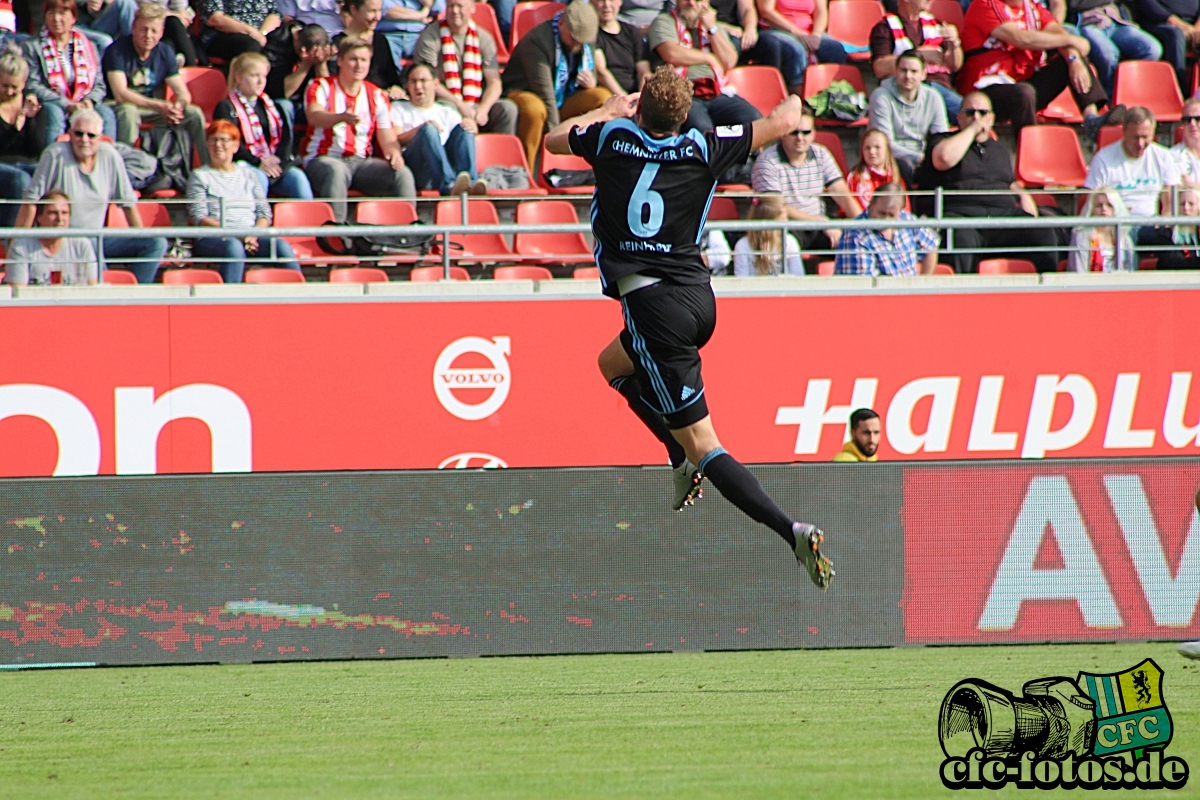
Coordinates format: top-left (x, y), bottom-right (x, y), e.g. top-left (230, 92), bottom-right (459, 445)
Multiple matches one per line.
top-left (17, 108), bottom-right (169, 283)
top-left (913, 91), bottom-right (1059, 273)
top-left (1171, 98), bottom-right (1200, 181)
top-left (751, 106), bottom-right (861, 250)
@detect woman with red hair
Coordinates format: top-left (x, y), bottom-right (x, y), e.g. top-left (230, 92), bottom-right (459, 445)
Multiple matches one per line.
top-left (186, 119), bottom-right (301, 282)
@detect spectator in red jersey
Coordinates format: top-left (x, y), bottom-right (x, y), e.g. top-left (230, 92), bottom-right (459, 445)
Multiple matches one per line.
top-left (301, 36), bottom-right (415, 222)
top-left (957, 0), bottom-right (1121, 136)
top-left (846, 128), bottom-right (904, 208)
top-left (869, 0), bottom-right (963, 116)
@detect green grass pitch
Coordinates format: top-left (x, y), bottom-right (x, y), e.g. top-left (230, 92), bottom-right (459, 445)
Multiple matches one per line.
top-left (0, 643), bottom-right (1196, 798)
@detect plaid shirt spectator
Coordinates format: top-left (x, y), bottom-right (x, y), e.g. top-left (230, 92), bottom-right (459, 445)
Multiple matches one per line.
top-left (834, 210), bottom-right (938, 276)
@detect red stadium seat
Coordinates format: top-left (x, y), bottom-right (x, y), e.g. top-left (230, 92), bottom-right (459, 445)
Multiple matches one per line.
top-left (816, 260), bottom-right (835, 275)
top-left (354, 198), bottom-right (418, 226)
top-left (102, 269), bottom-right (138, 284)
top-left (472, 1), bottom-right (509, 64)
top-left (814, 130), bottom-right (849, 176)
top-left (538, 142), bottom-right (595, 194)
top-left (434, 199), bottom-right (514, 261)
top-left (1113, 60), bottom-right (1184, 122)
top-left (1139, 257), bottom-right (1158, 270)
top-left (510, 1), bottom-right (564, 51)
top-left (1097, 125), bottom-right (1122, 149)
top-left (514, 200), bottom-right (593, 264)
top-left (163, 268), bottom-right (223, 284)
top-left (164, 66), bottom-right (228, 121)
top-left (706, 196), bottom-right (740, 221)
top-left (135, 200), bottom-right (173, 227)
top-left (572, 266), bottom-right (600, 278)
top-left (245, 268), bottom-right (306, 283)
top-left (725, 66), bottom-right (788, 114)
top-left (493, 265), bottom-right (554, 280)
top-left (930, 0), bottom-right (964, 29)
top-left (329, 266), bottom-right (389, 283)
top-left (826, 0), bottom-right (884, 61)
top-left (105, 203), bottom-right (129, 227)
top-left (1038, 87), bottom-right (1084, 124)
top-left (802, 65), bottom-right (868, 126)
top-left (273, 201), bottom-right (359, 266)
top-left (1016, 125), bottom-right (1088, 187)
top-left (411, 265), bottom-right (471, 281)
top-left (474, 134), bottom-right (548, 195)
top-left (934, 263), bottom-right (955, 275)
top-left (978, 258), bottom-right (1036, 274)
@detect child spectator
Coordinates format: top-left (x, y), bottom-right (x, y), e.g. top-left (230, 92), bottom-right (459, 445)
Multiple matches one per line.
top-left (1067, 186), bottom-right (1136, 271)
top-left (1143, 187), bottom-right (1200, 269)
top-left (732, 193), bottom-right (804, 275)
top-left (846, 128), bottom-right (903, 209)
top-left (215, 51), bottom-right (313, 198)
top-left (265, 22), bottom-right (333, 123)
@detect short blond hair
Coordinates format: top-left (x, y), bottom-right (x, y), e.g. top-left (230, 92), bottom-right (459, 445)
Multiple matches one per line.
top-left (134, 1), bottom-right (167, 23)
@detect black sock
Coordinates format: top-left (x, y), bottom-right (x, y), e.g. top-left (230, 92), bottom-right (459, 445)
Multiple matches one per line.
top-left (699, 449), bottom-right (796, 548)
top-left (610, 376), bottom-right (687, 468)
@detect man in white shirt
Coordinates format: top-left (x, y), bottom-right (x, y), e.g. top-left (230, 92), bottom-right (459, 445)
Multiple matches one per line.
top-left (392, 62), bottom-right (485, 195)
top-left (301, 37), bottom-right (416, 222)
top-left (5, 189), bottom-right (98, 285)
top-left (1171, 97), bottom-right (1200, 184)
top-left (1085, 105), bottom-right (1182, 243)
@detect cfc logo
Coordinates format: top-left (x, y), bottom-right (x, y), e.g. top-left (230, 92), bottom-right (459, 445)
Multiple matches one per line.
top-left (938, 658), bottom-right (1188, 790)
top-left (433, 336), bottom-right (511, 420)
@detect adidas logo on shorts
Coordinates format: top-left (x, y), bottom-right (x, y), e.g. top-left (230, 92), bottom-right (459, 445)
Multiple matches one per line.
top-left (680, 386), bottom-right (695, 401)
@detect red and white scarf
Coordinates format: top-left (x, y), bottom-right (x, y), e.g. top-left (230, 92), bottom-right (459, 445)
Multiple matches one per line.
top-left (228, 89), bottom-right (282, 161)
top-left (885, 12), bottom-right (949, 75)
top-left (440, 20), bottom-right (483, 104)
top-left (40, 30), bottom-right (97, 104)
top-left (672, 9), bottom-right (724, 87)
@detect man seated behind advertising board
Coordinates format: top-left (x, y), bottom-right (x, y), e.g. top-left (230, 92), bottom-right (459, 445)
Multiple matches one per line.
top-left (832, 408), bottom-right (881, 461)
top-left (5, 189), bottom-right (98, 285)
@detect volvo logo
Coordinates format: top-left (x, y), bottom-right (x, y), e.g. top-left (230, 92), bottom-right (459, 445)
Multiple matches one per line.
top-left (433, 336), bottom-right (512, 420)
top-left (437, 452), bottom-right (509, 469)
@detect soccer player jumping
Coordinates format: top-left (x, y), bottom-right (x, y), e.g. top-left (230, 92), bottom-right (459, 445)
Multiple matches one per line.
top-left (544, 67), bottom-right (833, 590)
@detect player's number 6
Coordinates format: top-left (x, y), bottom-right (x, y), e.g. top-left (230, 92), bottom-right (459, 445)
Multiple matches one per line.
top-left (628, 163), bottom-right (664, 238)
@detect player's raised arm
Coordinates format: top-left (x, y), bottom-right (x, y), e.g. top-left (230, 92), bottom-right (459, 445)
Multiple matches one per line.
top-left (544, 93), bottom-right (640, 155)
top-left (750, 95), bottom-right (805, 152)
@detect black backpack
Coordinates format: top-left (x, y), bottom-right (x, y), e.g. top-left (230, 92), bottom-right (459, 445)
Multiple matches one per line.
top-left (316, 220), bottom-right (441, 257)
top-left (138, 125), bottom-right (193, 193)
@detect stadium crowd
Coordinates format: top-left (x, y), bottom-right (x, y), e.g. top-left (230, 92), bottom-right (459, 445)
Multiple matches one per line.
top-left (1, 0), bottom-right (1199, 283)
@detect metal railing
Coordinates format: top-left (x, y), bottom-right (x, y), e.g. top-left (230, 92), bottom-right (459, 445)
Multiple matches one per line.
top-left (2, 188), bottom-right (1196, 280)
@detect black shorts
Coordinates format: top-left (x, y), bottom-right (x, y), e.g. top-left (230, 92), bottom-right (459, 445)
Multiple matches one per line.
top-left (619, 281), bottom-right (716, 429)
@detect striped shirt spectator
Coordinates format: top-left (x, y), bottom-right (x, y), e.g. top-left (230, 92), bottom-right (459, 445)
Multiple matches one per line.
top-left (300, 74), bottom-right (393, 162)
top-left (750, 110), bottom-right (860, 250)
top-left (301, 37), bottom-right (415, 222)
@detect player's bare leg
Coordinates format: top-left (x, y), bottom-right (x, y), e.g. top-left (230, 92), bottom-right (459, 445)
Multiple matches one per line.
top-left (598, 336), bottom-right (701, 510)
top-left (670, 416), bottom-right (834, 589)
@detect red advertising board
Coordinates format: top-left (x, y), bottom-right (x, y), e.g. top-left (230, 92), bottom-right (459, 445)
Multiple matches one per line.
top-left (2, 287), bottom-right (1200, 477)
top-left (903, 462), bottom-right (1200, 643)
